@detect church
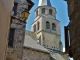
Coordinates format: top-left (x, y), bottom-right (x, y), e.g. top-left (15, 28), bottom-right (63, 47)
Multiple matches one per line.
top-left (24, 0), bottom-right (69, 60)
top-left (31, 0), bottom-right (62, 50)
top-left (6, 0), bottom-right (69, 60)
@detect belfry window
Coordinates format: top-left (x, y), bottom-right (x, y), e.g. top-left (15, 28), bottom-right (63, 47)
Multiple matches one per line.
top-left (33, 24), bottom-right (36, 32)
top-left (49, 9), bottom-right (52, 15)
top-left (37, 21), bottom-right (40, 30)
top-left (36, 10), bottom-right (38, 17)
top-left (42, 8), bottom-right (45, 14)
top-left (46, 21), bottom-right (50, 29)
top-left (52, 23), bottom-right (56, 31)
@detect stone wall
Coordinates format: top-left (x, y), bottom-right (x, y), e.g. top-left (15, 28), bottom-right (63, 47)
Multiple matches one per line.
top-left (0, 0), bottom-right (14, 60)
top-left (7, 22), bottom-right (26, 60)
top-left (6, 48), bottom-right (17, 60)
top-left (13, 23), bottom-right (25, 60)
top-left (25, 30), bottom-right (38, 40)
top-left (6, 0), bottom-right (29, 60)
top-left (22, 48), bottom-right (50, 60)
top-left (66, 0), bottom-right (80, 60)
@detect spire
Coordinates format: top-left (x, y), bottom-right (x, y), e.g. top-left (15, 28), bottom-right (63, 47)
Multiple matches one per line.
top-left (38, 0), bottom-right (51, 6)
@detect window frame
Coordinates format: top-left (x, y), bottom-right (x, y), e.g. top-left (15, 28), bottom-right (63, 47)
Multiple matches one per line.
top-left (36, 10), bottom-right (38, 17)
top-left (52, 23), bottom-right (56, 31)
top-left (37, 21), bottom-right (40, 30)
top-left (46, 21), bottom-right (50, 29)
top-left (42, 8), bottom-right (45, 14)
top-left (39, 36), bottom-right (41, 45)
top-left (49, 9), bottom-right (52, 15)
top-left (33, 24), bottom-right (36, 32)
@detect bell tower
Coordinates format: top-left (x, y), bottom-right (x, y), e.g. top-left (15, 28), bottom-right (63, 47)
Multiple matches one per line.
top-left (31, 0), bottom-right (62, 51)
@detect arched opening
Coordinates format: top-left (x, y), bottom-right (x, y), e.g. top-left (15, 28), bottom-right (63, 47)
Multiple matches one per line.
top-left (49, 9), bottom-right (52, 15)
top-left (46, 21), bottom-right (50, 29)
top-left (39, 36), bottom-right (41, 45)
top-left (37, 21), bottom-right (40, 30)
top-left (52, 23), bottom-right (56, 31)
top-left (33, 24), bottom-right (36, 32)
top-left (42, 8), bottom-right (45, 14)
top-left (36, 10), bottom-right (38, 17)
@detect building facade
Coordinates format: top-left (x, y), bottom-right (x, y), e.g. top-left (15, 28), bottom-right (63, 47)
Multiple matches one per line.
top-left (0, 0), bottom-right (14, 60)
top-left (65, 0), bottom-right (80, 60)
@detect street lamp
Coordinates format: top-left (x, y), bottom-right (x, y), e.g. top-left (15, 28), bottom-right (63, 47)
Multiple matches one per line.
top-left (21, 9), bottom-right (30, 20)
top-left (11, 9), bottom-right (30, 24)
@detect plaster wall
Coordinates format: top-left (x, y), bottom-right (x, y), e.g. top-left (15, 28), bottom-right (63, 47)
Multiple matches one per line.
top-left (0, 0), bottom-right (14, 60)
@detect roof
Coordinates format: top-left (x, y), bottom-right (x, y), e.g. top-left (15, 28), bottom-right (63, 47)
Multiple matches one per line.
top-left (23, 35), bottom-right (49, 53)
top-left (25, 30), bottom-right (38, 40)
top-left (27, 0), bottom-right (34, 11)
top-left (51, 53), bottom-right (65, 60)
top-left (38, 0), bottom-right (51, 6)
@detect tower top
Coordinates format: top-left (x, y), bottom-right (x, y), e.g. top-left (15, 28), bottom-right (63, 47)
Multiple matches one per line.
top-left (38, 0), bottom-right (51, 6)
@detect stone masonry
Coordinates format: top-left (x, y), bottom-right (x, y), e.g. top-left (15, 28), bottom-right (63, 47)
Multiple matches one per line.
top-left (22, 48), bottom-right (50, 60)
top-left (7, 22), bottom-right (26, 60)
top-left (6, 0), bottom-right (30, 60)
top-left (66, 0), bottom-right (80, 60)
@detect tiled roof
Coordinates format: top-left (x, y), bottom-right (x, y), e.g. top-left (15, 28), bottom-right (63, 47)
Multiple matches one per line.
top-left (51, 53), bottom-right (65, 60)
top-left (23, 35), bottom-right (49, 53)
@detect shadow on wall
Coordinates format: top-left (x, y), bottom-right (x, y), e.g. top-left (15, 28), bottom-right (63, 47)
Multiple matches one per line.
top-left (6, 57), bottom-right (15, 60)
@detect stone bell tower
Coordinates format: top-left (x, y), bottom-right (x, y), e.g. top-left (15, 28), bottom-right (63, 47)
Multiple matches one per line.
top-left (31, 0), bottom-right (62, 51)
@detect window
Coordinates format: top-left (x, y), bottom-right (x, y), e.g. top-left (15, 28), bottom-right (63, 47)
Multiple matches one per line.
top-left (36, 10), bottom-right (38, 17)
top-left (37, 21), bottom-right (40, 30)
top-left (33, 24), bottom-right (36, 32)
top-left (39, 36), bottom-right (41, 45)
top-left (8, 28), bottom-right (15, 47)
top-left (42, 8), bottom-right (45, 14)
top-left (49, 9), bottom-right (52, 15)
top-left (52, 23), bottom-right (56, 31)
top-left (46, 21), bottom-right (50, 29)
top-left (13, 2), bottom-right (18, 15)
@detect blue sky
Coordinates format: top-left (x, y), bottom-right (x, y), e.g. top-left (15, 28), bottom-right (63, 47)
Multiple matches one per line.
top-left (26, 0), bottom-right (69, 49)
